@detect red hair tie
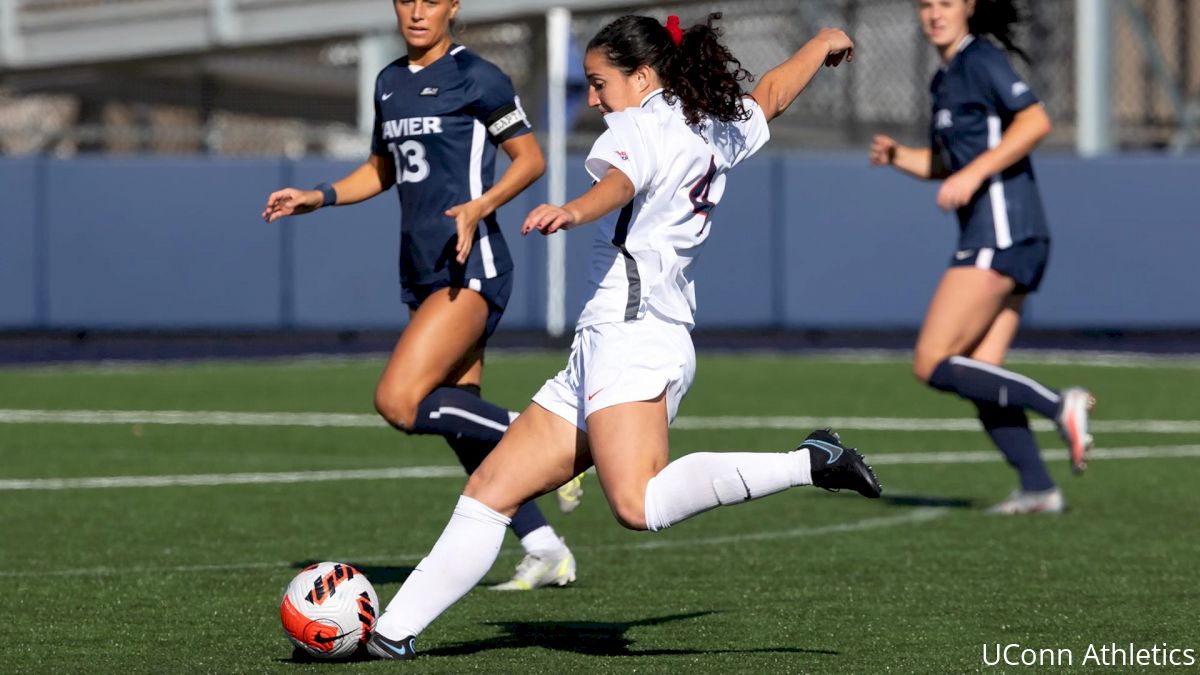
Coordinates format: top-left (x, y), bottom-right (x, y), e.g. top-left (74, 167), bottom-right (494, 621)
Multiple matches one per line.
top-left (664, 15), bottom-right (683, 46)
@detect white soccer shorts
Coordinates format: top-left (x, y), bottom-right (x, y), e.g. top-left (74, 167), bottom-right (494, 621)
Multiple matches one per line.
top-left (532, 311), bottom-right (696, 431)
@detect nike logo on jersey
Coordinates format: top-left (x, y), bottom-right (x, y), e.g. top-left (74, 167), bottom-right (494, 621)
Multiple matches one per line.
top-left (954, 249), bottom-right (975, 261)
top-left (420, 87), bottom-right (439, 96)
top-left (381, 116), bottom-right (443, 139)
top-left (382, 92), bottom-right (393, 101)
top-left (1012, 81), bottom-right (1030, 97)
top-left (587, 387), bottom-right (607, 401)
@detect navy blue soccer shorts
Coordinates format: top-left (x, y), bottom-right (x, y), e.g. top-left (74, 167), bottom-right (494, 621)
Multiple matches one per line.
top-left (402, 269), bottom-right (513, 343)
top-left (949, 238), bottom-right (1050, 293)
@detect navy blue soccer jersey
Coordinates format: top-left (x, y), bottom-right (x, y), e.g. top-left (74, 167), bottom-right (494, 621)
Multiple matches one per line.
top-left (370, 45), bottom-right (531, 288)
top-left (930, 36), bottom-right (1049, 249)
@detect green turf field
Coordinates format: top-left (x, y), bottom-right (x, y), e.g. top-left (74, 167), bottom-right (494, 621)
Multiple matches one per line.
top-left (2, 353), bottom-right (1198, 673)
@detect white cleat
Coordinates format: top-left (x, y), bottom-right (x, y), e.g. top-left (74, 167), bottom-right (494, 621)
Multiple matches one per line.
top-left (490, 539), bottom-right (576, 591)
top-left (1056, 387), bottom-right (1095, 475)
top-left (555, 473), bottom-right (585, 513)
top-left (986, 488), bottom-right (1066, 515)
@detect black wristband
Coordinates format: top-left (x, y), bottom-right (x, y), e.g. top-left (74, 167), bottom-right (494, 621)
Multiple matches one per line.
top-left (315, 183), bottom-right (337, 207)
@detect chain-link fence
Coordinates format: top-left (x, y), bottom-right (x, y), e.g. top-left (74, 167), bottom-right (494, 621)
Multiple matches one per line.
top-left (1, 0), bottom-right (1197, 156)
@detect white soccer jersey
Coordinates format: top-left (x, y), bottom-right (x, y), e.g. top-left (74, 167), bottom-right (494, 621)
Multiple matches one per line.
top-left (576, 89), bottom-right (770, 330)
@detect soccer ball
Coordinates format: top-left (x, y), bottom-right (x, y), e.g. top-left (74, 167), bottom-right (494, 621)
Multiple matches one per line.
top-left (280, 562), bottom-right (379, 659)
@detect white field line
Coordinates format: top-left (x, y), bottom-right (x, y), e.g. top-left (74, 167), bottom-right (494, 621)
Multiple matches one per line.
top-left (673, 416), bottom-right (1200, 434)
top-left (0, 409), bottom-right (383, 428)
top-left (804, 349), bottom-right (1200, 369)
top-left (3, 445), bottom-right (1198, 493)
top-left (9, 349), bottom-right (1200, 374)
top-left (614, 508), bottom-right (947, 551)
top-left (0, 508), bottom-right (946, 578)
top-left (0, 466), bottom-right (464, 491)
top-left (867, 444), bottom-right (1200, 465)
top-left (2, 408), bottom-right (1200, 434)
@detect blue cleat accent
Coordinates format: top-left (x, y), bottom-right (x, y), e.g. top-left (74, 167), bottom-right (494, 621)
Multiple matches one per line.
top-left (802, 438), bottom-right (844, 464)
top-left (801, 428), bottom-right (882, 499)
top-left (366, 633), bottom-right (418, 661)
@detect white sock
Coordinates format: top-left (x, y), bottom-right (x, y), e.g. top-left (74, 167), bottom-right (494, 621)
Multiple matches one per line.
top-left (374, 495), bottom-right (510, 640)
top-left (643, 450), bottom-right (812, 532)
top-left (519, 525), bottom-right (564, 556)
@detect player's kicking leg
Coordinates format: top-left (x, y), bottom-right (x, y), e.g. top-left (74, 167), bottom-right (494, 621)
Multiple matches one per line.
top-left (586, 395), bottom-right (880, 536)
top-left (367, 403), bottom-right (588, 660)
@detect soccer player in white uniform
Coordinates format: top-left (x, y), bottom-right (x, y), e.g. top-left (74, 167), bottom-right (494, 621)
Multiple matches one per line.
top-left (368, 13), bottom-right (881, 660)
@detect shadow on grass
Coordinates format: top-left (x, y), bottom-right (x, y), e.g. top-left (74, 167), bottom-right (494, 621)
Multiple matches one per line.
top-left (879, 493), bottom-right (975, 509)
top-left (424, 611), bottom-right (839, 658)
top-left (281, 646), bottom-right (374, 665)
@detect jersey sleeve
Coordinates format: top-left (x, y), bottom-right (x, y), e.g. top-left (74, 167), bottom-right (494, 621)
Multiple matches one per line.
top-left (470, 61), bottom-right (532, 144)
top-left (370, 98), bottom-right (387, 156)
top-left (720, 97), bottom-right (771, 168)
top-left (584, 110), bottom-right (659, 193)
top-left (370, 71), bottom-right (388, 156)
top-left (972, 49), bottom-right (1039, 115)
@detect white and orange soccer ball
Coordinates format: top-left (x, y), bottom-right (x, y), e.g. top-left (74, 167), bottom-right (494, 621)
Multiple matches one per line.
top-left (280, 562), bottom-right (379, 659)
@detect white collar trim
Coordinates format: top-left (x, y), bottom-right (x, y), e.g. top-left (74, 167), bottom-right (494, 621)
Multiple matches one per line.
top-left (640, 88), bottom-right (665, 107)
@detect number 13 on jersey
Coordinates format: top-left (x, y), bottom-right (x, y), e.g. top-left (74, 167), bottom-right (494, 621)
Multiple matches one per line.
top-left (388, 141), bottom-right (430, 184)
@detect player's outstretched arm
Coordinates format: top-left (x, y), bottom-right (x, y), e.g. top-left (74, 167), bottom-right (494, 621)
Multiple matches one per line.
top-left (750, 27), bottom-right (854, 123)
top-left (446, 133), bottom-right (545, 264)
top-left (261, 154), bottom-right (394, 223)
top-left (869, 136), bottom-right (947, 180)
top-left (522, 167), bottom-right (634, 236)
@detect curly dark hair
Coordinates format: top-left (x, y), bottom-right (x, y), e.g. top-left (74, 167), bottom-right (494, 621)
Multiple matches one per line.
top-left (969, 0), bottom-right (1030, 61)
top-left (586, 13), bottom-right (753, 126)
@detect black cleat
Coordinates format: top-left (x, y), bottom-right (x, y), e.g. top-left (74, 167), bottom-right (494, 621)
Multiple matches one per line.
top-left (801, 428), bottom-right (883, 498)
top-left (366, 633), bottom-right (418, 661)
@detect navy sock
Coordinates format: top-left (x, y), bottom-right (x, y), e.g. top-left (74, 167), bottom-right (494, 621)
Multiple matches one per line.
top-left (928, 356), bottom-right (1061, 420)
top-left (410, 386), bottom-right (514, 444)
top-left (977, 403), bottom-right (1055, 492)
top-left (508, 501), bottom-right (551, 540)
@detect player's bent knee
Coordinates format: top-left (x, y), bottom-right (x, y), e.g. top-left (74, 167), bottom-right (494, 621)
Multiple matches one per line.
top-left (912, 360), bottom-right (933, 385)
top-left (608, 496), bottom-right (649, 531)
top-left (373, 389), bottom-right (418, 431)
top-left (911, 350), bottom-right (944, 384)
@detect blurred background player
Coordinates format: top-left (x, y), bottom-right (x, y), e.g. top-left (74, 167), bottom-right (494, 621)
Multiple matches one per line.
top-left (366, 14), bottom-right (880, 660)
top-left (261, 0), bottom-right (577, 589)
top-left (869, 0), bottom-right (1094, 514)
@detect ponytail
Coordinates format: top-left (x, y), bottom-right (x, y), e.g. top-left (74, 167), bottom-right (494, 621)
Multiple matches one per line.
top-left (586, 13), bottom-right (753, 126)
top-left (668, 13), bottom-right (753, 125)
top-left (969, 0), bottom-right (1030, 61)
